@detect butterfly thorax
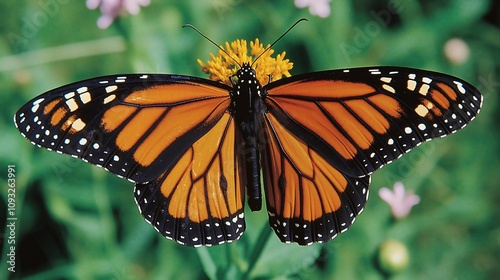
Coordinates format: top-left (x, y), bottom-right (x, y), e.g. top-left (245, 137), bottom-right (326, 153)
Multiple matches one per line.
top-left (230, 64), bottom-right (265, 211)
top-left (230, 64), bottom-right (264, 112)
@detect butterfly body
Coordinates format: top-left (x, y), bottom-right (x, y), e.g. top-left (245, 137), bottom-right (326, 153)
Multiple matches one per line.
top-left (230, 64), bottom-right (268, 211)
top-left (15, 66), bottom-right (482, 246)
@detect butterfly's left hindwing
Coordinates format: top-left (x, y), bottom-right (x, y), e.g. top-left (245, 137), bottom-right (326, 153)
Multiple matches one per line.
top-left (134, 112), bottom-right (245, 246)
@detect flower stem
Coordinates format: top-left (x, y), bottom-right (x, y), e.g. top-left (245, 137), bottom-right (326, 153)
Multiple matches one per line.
top-left (242, 222), bottom-right (272, 279)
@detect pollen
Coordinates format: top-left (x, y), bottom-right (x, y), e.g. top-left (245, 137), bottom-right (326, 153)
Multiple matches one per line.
top-left (198, 39), bottom-right (294, 86)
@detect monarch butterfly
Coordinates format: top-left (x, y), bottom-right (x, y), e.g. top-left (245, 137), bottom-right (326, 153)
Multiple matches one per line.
top-left (14, 23), bottom-right (483, 247)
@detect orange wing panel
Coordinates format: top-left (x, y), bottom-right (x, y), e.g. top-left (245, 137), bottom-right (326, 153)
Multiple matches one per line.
top-left (269, 80), bottom-right (376, 98)
top-left (270, 96), bottom-right (358, 160)
top-left (125, 83), bottom-right (228, 104)
top-left (135, 98), bottom-right (229, 167)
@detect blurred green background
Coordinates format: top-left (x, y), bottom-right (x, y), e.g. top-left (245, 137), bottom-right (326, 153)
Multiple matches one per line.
top-left (1, 0), bottom-right (499, 279)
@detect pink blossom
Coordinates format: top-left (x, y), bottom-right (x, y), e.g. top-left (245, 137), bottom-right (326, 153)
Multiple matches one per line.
top-left (86, 0), bottom-right (151, 29)
top-left (379, 182), bottom-right (420, 219)
top-left (294, 0), bottom-right (331, 18)
top-left (444, 38), bottom-right (470, 65)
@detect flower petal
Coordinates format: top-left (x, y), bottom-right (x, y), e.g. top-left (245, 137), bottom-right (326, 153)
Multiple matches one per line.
top-left (379, 187), bottom-right (395, 203)
top-left (198, 39), bottom-right (293, 86)
top-left (379, 182), bottom-right (420, 219)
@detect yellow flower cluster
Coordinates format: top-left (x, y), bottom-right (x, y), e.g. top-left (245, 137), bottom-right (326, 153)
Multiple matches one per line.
top-left (197, 39), bottom-right (293, 86)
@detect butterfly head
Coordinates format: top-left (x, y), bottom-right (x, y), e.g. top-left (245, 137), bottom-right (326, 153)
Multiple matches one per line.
top-left (234, 63), bottom-right (259, 84)
top-left (230, 63), bottom-right (263, 94)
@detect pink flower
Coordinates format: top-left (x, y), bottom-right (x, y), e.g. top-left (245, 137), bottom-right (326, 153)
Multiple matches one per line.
top-left (294, 0), bottom-right (331, 18)
top-left (379, 182), bottom-right (420, 219)
top-left (86, 0), bottom-right (151, 29)
top-left (444, 38), bottom-right (470, 65)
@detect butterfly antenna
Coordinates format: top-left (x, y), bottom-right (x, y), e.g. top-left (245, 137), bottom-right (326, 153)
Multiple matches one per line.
top-left (251, 18), bottom-right (308, 67)
top-left (183, 24), bottom-right (241, 67)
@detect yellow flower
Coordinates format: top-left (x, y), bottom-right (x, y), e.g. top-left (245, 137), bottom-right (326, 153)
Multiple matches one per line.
top-left (198, 39), bottom-right (293, 86)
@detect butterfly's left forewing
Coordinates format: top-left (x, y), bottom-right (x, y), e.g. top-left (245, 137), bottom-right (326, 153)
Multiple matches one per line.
top-left (14, 74), bottom-right (231, 183)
